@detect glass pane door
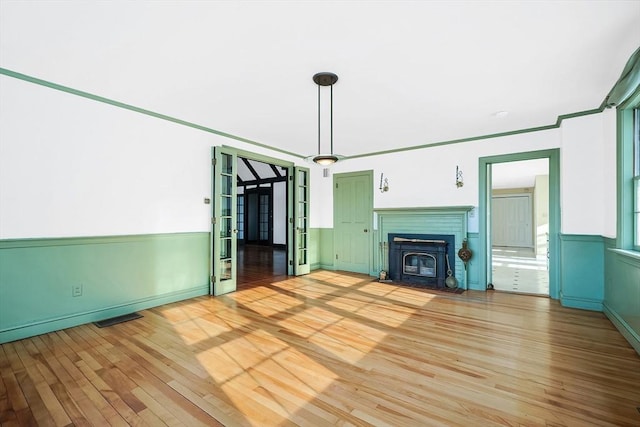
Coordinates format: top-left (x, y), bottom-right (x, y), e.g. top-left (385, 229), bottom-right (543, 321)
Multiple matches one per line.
top-left (294, 167), bottom-right (310, 275)
top-left (211, 146), bottom-right (237, 295)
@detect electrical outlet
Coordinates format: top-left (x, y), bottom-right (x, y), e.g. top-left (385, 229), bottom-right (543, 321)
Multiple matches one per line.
top-left (72, 284), bottom-right (83, 297)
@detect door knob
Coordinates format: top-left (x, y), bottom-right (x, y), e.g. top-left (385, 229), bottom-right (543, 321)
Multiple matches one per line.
top-left (364, 229), bottom-right (368, 233)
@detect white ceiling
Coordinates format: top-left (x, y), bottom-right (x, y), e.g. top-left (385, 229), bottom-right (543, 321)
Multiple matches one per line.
top-left (492, 158), bottom-right (549, 189)
top-left (1, 1), bottom-right (639, 159)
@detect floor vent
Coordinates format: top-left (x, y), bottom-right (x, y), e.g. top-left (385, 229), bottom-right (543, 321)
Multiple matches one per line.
top-left (94, 312), bottom-right (142, 328)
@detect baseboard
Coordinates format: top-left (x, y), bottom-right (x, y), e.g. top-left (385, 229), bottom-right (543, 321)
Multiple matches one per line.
top-left (603, 302), bottom-right (640, 355)
top-left (560, 293), bottom-right (603, 311)
top-left (0, 284), bottom-right (209, 344)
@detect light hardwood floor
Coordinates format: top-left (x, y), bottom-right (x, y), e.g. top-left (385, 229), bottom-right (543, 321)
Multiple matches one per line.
top-left (2, 270), bottom-right (639, 426)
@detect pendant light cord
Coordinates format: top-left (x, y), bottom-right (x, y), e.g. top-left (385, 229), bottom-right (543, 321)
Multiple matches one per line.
top-left (317, 82), bottom-right (335, 155)
top-left (330, 84), bottom-right (333, 155)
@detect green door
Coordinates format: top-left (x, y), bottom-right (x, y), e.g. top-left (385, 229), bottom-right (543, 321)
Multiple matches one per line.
top-left (334, 171), bottom-right (373, 274)
top-left (211, 147), bottom-right (237, 295)
top-left (294, 167), bottom-right (310, 275)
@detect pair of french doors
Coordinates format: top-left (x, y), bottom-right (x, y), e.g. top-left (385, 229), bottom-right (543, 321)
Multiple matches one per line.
top-left (210, 147), bottom-right (309, 295)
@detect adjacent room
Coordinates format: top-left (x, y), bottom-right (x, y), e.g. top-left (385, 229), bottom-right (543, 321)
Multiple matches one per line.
top-left (1, 1), bottom-right (639, 425)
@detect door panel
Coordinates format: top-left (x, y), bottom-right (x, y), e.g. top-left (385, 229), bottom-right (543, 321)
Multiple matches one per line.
top-left (211, 147), bottom-right (237, 295)
top-left (492, 195), bottom-right (532, 247)
top-left (334, 171), bottom-right (372, 274)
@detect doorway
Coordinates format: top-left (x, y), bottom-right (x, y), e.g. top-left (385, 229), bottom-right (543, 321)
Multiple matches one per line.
top-left (491, 159), bottom-right (549, 295)
top-left (478, 149), bottom-right (560, 299)
top-left (211, 147), bottom-right (310, 296)
top-left (236, 157), bottom-right (287, 286)
top-left (244, 187), bottom-right (273, 245)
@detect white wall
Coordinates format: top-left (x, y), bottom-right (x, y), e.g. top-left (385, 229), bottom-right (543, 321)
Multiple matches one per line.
top-left (311, 128), bottom-right (560, 229)
top-left (273, 181), bottom-right (286, 244)
top-left (311, 112), bottom-right (618, 238)
top-left (0, 76), bottom-right (301, 239)
top-left (560, 113), bottom-right (607, 235)
top-left (1, 74), bottom-right (618, 240)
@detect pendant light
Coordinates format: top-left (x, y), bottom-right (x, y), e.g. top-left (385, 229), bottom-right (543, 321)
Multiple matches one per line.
top-left (308, 72), bottom-right (342, 165)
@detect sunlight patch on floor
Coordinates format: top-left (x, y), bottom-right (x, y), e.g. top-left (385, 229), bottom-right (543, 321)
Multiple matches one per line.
top-left (238, 289), bottom-right (304, 318)
top-left (171, 317), bottom-right (233, 345)
top-left (358, 282), bottom-right (400, 297)
top-left (383, 287), bottom-right (439, 307)
top-left (197, 328), bottom-right (341, 422)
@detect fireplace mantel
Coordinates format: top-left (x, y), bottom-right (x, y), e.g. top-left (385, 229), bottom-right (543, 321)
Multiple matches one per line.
top-left (374, 206), bottom-right (474, 214)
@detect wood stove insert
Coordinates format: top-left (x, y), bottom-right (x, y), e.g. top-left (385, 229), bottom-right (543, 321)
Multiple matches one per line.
top-left (388, 233), bottom-right (455, 288)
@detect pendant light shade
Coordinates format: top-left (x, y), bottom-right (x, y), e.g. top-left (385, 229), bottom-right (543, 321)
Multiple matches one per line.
top-left (308, 72), bottom-right (343, 165)
top-left (313, 154), bottom-right (339, 166)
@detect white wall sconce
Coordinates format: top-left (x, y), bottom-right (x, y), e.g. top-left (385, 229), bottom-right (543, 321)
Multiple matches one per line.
top-left (456, 166), bottom-right (464, 188)
top-left (379, 173), bottom-right (389, 193)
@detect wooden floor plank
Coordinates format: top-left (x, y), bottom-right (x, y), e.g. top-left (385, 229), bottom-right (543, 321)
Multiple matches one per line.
top-left (2, 268), bottom-right (640, 426)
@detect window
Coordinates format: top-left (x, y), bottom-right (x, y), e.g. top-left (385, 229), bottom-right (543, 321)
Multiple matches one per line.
top-left (237, 195), bottom-right (244, 240)
top-left (617, 87), bottom-right (640, 251)
top-left (634, 108), bottom-right (640, 248)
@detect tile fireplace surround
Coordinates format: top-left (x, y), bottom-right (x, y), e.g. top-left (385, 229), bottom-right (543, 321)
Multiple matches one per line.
top-left (375, 206), bottom-right (473, 289)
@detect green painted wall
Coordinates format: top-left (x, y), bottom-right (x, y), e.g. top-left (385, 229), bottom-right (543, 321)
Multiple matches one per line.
top-left (0, 232), bottom-right (210, 343)
top-left (310, 228), bottom-right (335, 270)
top-left (466, 233), bottom-right (481, 290)
top-left (559, 234), bottom-right (604, 311)
top-left (309, 228), bottom-right (320, 270)
top-left (603, 238), bottom-right (640, 354)
top-left (319, 228), bottom-right (335, 269)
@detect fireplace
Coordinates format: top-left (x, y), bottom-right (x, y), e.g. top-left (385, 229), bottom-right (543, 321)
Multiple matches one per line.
top-left (388, 233), bottom-right (455, 287)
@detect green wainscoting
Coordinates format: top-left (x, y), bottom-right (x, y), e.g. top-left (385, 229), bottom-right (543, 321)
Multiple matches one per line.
top-left (0, 232), bottom-right (210, 343)
top-left (310, 228), bottom-right (335, 271)
top-left (604, 238), bottom-right (640, 354)
top-left (559, 234), bottom-right (604, 311)
top-left (309, 228), bottom-right (320, 270)
top-left (319, 228), bottom-right (335, 270)
top-left (465, 233), bottom-right (481, 290)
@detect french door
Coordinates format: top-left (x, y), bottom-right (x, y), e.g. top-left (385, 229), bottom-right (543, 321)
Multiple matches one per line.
top-left (211, 147), bottom-right (237, 295)
top-left (293, 167), bottom-right (310, 275)
top-left (211, 149), bottom-right (310, 296)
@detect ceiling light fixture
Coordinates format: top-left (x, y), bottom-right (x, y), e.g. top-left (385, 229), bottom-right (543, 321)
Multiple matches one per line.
top-left (308, 72), bottom-right (343, 166)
